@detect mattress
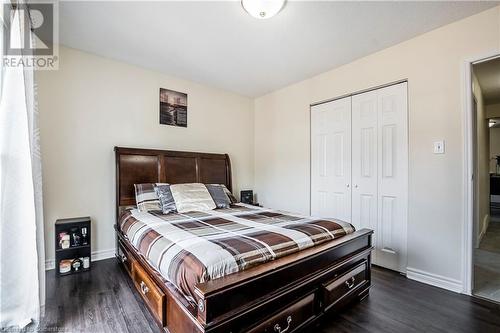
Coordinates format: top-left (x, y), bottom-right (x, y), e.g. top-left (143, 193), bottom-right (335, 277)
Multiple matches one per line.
top-left (119, 204), bottom-right (354, 303)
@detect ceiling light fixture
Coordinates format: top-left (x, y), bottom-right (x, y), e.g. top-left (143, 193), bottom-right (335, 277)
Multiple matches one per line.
top-left (241, 0), bottom-right (286, 19)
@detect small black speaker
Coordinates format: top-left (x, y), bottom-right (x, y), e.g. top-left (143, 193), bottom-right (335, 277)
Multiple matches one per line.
top-left (240, 190), bottom-right (253, 204)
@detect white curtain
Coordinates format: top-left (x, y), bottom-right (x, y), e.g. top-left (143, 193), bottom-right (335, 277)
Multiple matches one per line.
top-left (0, 1), bottom-right (45, 329)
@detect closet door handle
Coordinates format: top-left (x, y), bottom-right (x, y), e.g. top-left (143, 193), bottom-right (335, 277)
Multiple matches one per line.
top-left (354, 184), bottom-right (359, 189)
top-left (346, 184), bottom-right (350, 188)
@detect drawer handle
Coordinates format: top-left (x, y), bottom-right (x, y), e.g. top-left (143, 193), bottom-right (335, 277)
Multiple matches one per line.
top-left (140, 281), bottom-right (149, 295)
top-left (345, 276), bottom-right (356, 289)
top-left (274, 316), bottom-right (292, 333)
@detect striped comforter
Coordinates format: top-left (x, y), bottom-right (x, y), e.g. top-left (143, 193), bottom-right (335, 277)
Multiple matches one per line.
top-left (119, 204), bottom-right (354, 302)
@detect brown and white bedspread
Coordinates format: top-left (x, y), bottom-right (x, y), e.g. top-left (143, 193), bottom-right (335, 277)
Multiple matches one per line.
top-left (119, 204), bottom-right (354, 302)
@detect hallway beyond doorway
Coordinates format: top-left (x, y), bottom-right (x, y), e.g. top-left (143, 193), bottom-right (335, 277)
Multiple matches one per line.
top-left (474, 215), bottom-right (500, 303)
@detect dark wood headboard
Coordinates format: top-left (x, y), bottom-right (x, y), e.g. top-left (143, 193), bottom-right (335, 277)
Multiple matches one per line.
top-left (114, 146), bottom-right (232, 217)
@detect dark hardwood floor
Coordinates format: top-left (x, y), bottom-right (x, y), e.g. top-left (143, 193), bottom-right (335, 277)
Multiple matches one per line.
top-left (37, 259), bottom-right (500, 333)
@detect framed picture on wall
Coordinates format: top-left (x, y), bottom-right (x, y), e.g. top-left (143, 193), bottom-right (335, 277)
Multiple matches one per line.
top-left (159, 88), bottom-right (187, 127)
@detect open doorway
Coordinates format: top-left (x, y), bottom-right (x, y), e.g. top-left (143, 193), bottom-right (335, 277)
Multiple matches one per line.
top-left (471, 56), bottom-right (500, 303)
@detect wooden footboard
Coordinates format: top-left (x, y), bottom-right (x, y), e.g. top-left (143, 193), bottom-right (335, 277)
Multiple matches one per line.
top-left (116, 227), bottom-right (373, 333)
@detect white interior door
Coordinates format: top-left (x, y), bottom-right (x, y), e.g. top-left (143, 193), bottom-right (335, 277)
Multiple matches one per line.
top-left (311, 97), bottom-right (352, 222)
top-left (351, 90), bottom-right (379, 255)
top-left (375, 82), bottom-right (408, 273)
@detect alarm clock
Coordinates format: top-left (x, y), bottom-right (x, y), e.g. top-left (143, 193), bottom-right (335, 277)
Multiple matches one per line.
top-left (240, 190), bottom-right (253, 204)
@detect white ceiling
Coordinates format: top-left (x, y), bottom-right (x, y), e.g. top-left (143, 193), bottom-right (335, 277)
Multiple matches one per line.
top-left (474, 57), bottom-right (500, 105)
top-left (59, 1), bottom-right (498, 97)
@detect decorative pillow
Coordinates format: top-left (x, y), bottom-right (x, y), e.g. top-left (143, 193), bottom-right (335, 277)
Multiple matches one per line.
top-left (134, 183), bottom-right (165, 212)
top-left (170, 183), bottom-right (216, 213)
top-left (154, 184), bottom-right (177, 214)
top-left (220, 184), bottom-right (238, 204)
top-left (205, 184), bottom-right (231, 209)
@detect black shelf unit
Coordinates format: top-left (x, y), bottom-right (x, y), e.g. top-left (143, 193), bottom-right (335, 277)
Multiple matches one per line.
top-left (55, 217), bottom-right (91, 276)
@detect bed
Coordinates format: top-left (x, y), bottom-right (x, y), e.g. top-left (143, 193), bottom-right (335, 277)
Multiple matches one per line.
top-left (114, 147), bottom-right (373, 333)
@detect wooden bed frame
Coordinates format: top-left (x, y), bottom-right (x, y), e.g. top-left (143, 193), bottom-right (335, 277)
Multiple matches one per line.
top-left (114, 146), bottom-right (373, 333)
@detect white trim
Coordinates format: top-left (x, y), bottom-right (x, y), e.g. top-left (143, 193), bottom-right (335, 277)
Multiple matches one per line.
top-left (45, 248), bottom-right (115, 271)
top-left (407, 267), bottom-right (463, 293)
top-left (309, 79), bottom-right (408, 107)
top-left (462, 50), bottom-right (500, 296)
top-left (462, 56), bottom-right (473, 295)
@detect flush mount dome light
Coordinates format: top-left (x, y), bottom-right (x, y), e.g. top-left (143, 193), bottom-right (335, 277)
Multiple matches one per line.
top-left (241, 0), bottom-right (286, 19)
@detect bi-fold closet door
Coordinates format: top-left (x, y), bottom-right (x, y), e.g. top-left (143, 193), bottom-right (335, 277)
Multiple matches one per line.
top-left (310, 97), bottom-right (352, 223)
top-left (311, 82), bottom-right (408, 273)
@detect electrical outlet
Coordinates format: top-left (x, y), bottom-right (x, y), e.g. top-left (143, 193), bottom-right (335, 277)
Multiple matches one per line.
top-left (433, 140), bottom-right (445, 154)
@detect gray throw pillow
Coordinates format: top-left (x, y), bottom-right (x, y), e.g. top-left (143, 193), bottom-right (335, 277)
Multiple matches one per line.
top-left (154, 184), bottom-right (177, 214)
top-left (221, 184), bottom-right (238, 204)
top-left (205, 184), bottom-right (231, 209)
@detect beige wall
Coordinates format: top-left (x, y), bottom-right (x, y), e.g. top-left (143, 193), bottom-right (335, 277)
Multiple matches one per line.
top-left (254, 7), bottom-right (500, 284)
top-left (491, 127), bottom-right (500, 173)
top-left (472, 74), bottom-right (490, 244)
top-left (38, 47), bottom-right (254, 265)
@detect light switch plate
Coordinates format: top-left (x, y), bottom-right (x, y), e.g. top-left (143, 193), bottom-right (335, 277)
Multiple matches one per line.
top-left (433, 140), bottom-right (445, 154)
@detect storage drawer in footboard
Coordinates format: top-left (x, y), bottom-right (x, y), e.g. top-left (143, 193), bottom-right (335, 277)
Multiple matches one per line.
top-left (131, 261), bottom-right (166, 326)
top-left (197, 230), bottom-right (372, 325)
top-left (321, 260), bottom-right (368, 311)
top-left (246, 293), bottom-right (316, 333)
top-left (117, 239), bottom-right (135, 276)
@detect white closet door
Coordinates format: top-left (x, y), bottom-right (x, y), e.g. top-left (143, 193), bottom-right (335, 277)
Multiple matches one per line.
top-left (376, 82), bottom-right (408, 273)
top-left (351, 82), bottom-right (408, 273)
top-left (311, 97), bottom-right (352, 222)
top-left (351, 90), bottom-right (378, 243)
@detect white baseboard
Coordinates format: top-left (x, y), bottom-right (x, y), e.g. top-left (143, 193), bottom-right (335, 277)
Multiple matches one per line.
top-left (406, 267), bottom-right (463, 293)
top-left (45, 248), bottom-right (115, 270)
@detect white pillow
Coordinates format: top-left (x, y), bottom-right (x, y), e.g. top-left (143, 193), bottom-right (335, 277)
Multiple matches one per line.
top-left (170, 183), bottom-right (216, 213)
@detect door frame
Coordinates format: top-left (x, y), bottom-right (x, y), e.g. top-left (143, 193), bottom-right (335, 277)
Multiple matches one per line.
top-left (462, 51), bottom-right (500, 295)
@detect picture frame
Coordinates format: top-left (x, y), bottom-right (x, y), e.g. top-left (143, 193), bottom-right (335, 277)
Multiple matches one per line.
top-left (159, 88), bottom-right (187, 127)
